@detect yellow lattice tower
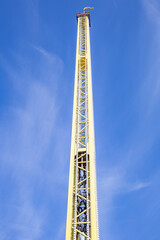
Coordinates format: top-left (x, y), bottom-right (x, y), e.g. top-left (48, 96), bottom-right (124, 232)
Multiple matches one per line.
top-left (66, 8), bottom-right (100, 240)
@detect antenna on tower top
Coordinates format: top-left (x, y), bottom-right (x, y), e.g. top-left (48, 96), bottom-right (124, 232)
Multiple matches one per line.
top-left (83, 7), bottom-right (94, 13)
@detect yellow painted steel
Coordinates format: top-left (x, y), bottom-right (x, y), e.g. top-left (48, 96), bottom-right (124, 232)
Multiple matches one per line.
top-left (86, 15), bottom-right (99, 240)
top-left (65, 12), bottom-right (99, 240)
top-left (83, 7), bottom-right (94, 13)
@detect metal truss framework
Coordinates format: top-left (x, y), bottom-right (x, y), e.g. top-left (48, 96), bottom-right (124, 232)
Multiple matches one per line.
top-left (66, 12), bottom-right (99, 240)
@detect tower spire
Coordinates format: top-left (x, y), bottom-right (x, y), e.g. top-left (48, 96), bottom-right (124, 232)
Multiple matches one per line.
top-left (65, 11), bottom-right (99, 240)
top-left (83, 7), bottom-right (94, 13)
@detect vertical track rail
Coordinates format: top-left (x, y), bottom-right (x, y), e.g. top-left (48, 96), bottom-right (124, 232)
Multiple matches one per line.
top-left (73, 46), bottom-right (81, 240)
top-left (85, 16), bottom-right (90, 240)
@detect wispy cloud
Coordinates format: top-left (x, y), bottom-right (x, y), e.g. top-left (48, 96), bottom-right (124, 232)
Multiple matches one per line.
top-left (98, 167), bottom-right (152, 239)
top-left (142, 0), bottom-right (160, 26)
top-left (141, 0), bottom-right (160, 112)
top-left (98, 4), bottom-right (160, 237)
top-left (10, 200), bottom-right (44, 239)
top-left (0, 46), bottom-right (67, 239)
top-left (130, 181), bottom-right (151, 191)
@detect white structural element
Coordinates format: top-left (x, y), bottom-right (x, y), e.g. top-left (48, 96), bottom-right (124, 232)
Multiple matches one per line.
top-left (65, 9), bottom-right (100, 240)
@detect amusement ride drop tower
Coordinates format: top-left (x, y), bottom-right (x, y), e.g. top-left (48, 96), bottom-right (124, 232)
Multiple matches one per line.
top-left (65, 8), bottom-right (100, 240)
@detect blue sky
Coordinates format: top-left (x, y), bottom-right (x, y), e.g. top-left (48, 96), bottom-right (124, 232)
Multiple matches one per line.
top-left (0, 0), bottom-right (160, 239)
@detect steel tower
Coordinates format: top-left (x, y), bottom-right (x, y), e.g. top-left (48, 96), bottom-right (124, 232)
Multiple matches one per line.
top-left (66, 9), bottom-right (99, 240)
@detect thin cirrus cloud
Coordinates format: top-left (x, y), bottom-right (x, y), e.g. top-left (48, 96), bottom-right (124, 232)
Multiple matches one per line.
top-left (97, 1), bottom-right (160, 239)
top-left (142, 0), bottom-right (160, 110)
top-left (0, 46), bottom-right (67, 239)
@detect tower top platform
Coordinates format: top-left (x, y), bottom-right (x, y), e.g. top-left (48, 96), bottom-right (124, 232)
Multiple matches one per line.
top-left (76, 12), bottom-right (91, 27)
